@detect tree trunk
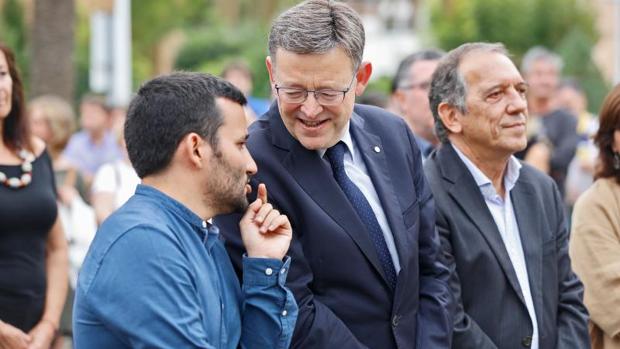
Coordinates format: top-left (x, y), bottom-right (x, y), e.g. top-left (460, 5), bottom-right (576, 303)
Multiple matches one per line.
top-left (30, 0), bottom-right (75, 101)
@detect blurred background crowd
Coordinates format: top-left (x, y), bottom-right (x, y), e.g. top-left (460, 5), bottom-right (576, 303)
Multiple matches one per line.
top-left (1, 0), bottom-right (620, 348)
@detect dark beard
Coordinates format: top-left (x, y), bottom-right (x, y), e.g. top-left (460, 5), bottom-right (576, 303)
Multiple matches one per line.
top-left (206, 152), bottom-right (249, 215)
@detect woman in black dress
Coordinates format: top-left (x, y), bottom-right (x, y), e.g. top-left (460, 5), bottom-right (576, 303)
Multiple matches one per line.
top-left (0, 43), bottom-right (68, 349)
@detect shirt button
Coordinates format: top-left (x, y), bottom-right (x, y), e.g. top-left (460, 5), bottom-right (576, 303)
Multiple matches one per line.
top-left (202, 221), bottom-right (207, 229)
top-left (265, 268), bottom-right (273, 276)
top-left (282, 310), bottom-right (288, 317)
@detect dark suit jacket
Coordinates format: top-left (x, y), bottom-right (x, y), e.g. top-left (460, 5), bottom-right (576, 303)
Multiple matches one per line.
top-left (215, 103), bottom-right (453, 348)
top-left (423, 143), bottom-right (590, 349)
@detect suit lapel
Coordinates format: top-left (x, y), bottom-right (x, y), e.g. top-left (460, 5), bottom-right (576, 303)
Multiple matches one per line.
top-left (511, 179), bottom-right (543, 326)
top-left (438, 144), bottom-right (526, 305)
top-left (350, 114), bottom-right (412, 276)
top-left (268, 108), bottom-right (390, 287)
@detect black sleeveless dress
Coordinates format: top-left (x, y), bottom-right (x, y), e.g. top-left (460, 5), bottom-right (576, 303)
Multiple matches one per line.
top-left (0, 150), bottom-right (57, 331)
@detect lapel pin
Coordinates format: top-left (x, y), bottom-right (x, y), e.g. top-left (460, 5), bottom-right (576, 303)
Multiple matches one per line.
top-left (373, 146), bottom-right (381, 153)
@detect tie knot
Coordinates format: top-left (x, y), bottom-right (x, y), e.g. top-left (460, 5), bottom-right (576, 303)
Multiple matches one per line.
top-left (325, 141), bottom-right (347, 170)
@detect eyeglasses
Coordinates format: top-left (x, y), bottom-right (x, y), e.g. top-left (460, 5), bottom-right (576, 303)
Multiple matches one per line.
top-left (274, 75), bottom-right (357, 106)
top-left (398, 81), bottom-right (431, 92)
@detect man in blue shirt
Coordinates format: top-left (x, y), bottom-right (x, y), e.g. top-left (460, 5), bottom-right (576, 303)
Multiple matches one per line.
top-left (73, 72), bottom-right (298, 348)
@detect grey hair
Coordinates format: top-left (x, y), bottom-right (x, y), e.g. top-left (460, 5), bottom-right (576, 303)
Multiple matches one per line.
top-left (391, 49), bottom-right (445, 93)
top-left (429, 42), bottom-right (508, 143)
top-left (268, 0), bottom-right (365, 72)
top-left (521, 46), bottom-right (563, 75)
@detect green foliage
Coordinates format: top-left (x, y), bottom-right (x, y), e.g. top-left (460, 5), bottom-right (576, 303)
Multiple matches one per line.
top-left (174, 22), bottom-right (272, 98)
top-left (131, 0), bottom-right (213, 85)
top-left (74, 2), bottom-right (91, 104)
top-left (430, 0), bottom-right (596, 57)
top-left (0, 0), bottom-right (28, 89)
top-left (429, 0), bottom-right (605, 111)
top-left (557, 28), bottom-right (610, 113)
top-left (364, 75), bottom-right (393, 96)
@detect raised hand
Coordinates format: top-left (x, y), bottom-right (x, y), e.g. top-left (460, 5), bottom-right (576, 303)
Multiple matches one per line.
top-left (239, 183), bottom-right (292, 260)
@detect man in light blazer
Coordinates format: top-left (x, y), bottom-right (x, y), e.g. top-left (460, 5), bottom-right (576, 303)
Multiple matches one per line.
top-left (423, 42), bottom-right (589, 349)
top-left (214, 1), bottom-right (453, 348)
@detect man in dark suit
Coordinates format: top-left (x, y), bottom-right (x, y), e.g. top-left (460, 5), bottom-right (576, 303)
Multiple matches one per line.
top-left (214, 1), bottom-right (453, 348)
top-left (424, 42), bottom-right (589, 349)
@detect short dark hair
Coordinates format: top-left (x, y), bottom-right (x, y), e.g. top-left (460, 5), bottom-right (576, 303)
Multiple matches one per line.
top-left (429, 42), bottom-right (508, 143)
top-left (0, 43), bottom-right (31, 152)
top-left (594, 84), bottom-right (620, 184)
top-left (391, 49), bottom-right (445, 93)
top-left (125, 72), bottom-right (246, 178)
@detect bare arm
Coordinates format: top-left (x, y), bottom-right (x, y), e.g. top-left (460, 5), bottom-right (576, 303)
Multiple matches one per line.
top-left (92, 192), bottom-right (116, 225)
top-left (28, 216), bottom-right (68, 349)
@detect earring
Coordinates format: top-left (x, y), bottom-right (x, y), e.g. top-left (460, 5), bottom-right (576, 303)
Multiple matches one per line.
top-left (614, 152), bottom-right (620, 170)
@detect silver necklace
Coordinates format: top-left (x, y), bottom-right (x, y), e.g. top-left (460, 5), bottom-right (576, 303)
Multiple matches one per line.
top-left (0, 149), bottom-right (35, 188)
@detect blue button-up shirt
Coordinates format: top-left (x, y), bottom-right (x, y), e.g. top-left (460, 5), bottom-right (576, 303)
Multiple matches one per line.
top-left (73, 184), bottom-right (297, 348)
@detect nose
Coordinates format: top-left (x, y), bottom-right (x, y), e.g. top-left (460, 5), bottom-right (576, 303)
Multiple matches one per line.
top-left (300, 92), bottom-right (323, 118)
top-left (245, 149), bottom-right (258, 176)
top-left (506, 88), bottom-right (527, 115)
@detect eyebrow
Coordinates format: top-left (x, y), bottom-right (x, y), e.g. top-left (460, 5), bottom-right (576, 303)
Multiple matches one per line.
top-left (482, 81), bottom-right (528, 94)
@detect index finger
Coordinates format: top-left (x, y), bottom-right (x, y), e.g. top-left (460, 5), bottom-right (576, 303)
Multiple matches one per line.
top-left (257, 183), bottom-right (268, 204)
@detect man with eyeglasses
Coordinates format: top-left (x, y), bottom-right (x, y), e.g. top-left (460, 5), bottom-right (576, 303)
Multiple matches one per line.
top-left (392, 49), bottom-right (445, 159)
top-left (215, 1), bottom-right (453, 348)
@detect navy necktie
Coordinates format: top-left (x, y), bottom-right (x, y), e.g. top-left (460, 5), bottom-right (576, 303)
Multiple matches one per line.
top-left (325, 141), bottom-right (397, 289)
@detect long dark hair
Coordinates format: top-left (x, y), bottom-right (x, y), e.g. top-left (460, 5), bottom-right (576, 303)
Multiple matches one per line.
top-left (594, 84), bottom-right (620, 184)
top-left (0, 43), bottom-right (31, 152)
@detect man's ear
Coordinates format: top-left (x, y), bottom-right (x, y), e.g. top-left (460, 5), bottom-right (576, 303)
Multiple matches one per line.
top-left (266, 56), bottom-right (275, 85)
top-left (179, 133), bottom-right (211, 169)
top-left (437, 102), bottom-right (463, 135)
top-left (354, 61), bottom-right (372, 96)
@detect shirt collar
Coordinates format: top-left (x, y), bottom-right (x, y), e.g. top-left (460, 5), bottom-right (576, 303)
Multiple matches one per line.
top-left (135, 184), bottom-right (211, 232)
top-left (317, 121), bottom-right (353, 159)
top-left (452, 145), bottom-right (522, 198)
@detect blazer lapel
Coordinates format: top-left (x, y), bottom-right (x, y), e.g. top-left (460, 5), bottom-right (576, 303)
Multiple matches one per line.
top-left (511, 179), bottom-right (543, 327)
top-left (438, 144), bottom-right (527, 305)
top-left (350, 114), bottom-right (412, 278)
top-left (268, 109), bottom-right (390, 287)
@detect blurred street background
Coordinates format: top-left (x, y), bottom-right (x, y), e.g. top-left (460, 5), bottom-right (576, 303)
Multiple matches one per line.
top-left (0, 0), bottom-right (615, 112)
